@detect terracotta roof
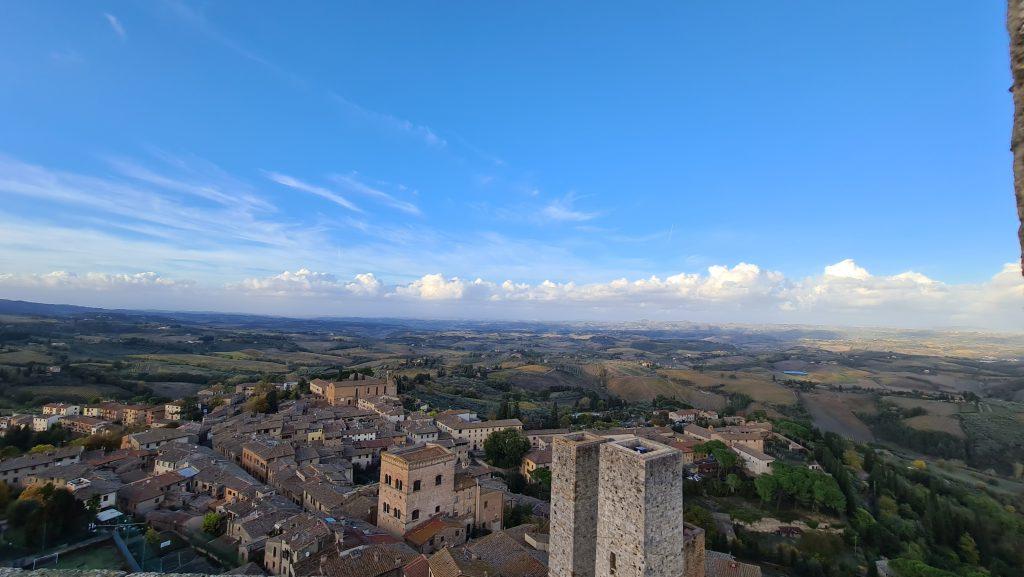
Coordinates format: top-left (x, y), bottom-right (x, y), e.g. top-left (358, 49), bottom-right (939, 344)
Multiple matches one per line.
top-left (523, 449), bottom-right (552, 465)
top-left (437, 416), bottom-right (523, 431)
top-left (426, 548), bottom-right (495, 577)
top-left (129, 427), bottom-right (191, 445)
top-left (465, 530), bottom-right (548, 577)
top-left (403, 517), bottom-right (463, 547)
top-left (309, 543), bottom-right (419, 577)
top-left (705, 551), bottom-right (762, 577)
top-left (403, 555), bottom-right (430, 577)
top-left (0, 445), bottom-right (83, 473)
top-left (385, 444), bottom-right (453, 466)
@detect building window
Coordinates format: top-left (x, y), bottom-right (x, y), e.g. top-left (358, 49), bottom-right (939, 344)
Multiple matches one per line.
top-left (412, 509), bottom-right (419, 521)
top-left (385, 474), bottom-right (392, 486)
top-left (435, 474), bottom-right (442, 485)
top-left (413, 480), bottom-right (421, 492)
top-left (395, 508), bottom-right (402, 519)
top-left (484, 501), bottom-right (488, 509)
top-left (396, 480), bottom-right (403, 490)
top-left (609, 552), bottom-right (616, 574)
top-left (435, 505), bottom-right (441, 514)
top-left (383, 502), bottom-right (390, 513)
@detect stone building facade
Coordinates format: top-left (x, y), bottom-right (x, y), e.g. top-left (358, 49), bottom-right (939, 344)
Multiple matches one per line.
top-left (548, 432), bottom-right (609, 577)
top-left (309, 374), bottom-right (397, 406)
top-left (549, 434), bottom-right (686, 577)
top-left (594, 438), bottom-right (684, 577)
top-left (377, 444), bottom-right (457, 536)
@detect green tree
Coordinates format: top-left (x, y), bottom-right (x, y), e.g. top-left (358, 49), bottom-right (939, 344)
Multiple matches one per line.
top-left (483, 428), bottom-right (531, 469)
top-left (145, 527), bottom-right (161, 546)
top-left (266, 388), bottom-right (279, 413)
top-left (548, 402), bottom-right (559, 429)
top-left (725, 473), bottom-right (742, 495)
top-left (958, 532), bottom-right (980, 566)
top-left (202, 512), bottom-right (225, 536)
top-left (755, 474), bottom-right (779, 506)
top-left (694, 440), bottom-right (737, 476)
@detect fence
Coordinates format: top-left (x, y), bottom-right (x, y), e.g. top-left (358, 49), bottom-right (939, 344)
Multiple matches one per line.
top-left (11, 533), bottom-right (113, 569)
top-left (111, 528), bottom-right (142, 572)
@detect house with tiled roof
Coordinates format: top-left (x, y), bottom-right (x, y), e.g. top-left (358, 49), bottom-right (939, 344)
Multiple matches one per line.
top-left (292, 542), bottom-right (419, 577)
top-left (263, 513), bottom-right (333, 577)
top-left (520, 448), bottom-right (551, 482)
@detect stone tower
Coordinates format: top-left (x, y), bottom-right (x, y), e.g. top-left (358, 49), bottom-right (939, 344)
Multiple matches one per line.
top-left (594, 437), bottom-right (685, 577)
top-left (549, 432), bottom-right (609, 577)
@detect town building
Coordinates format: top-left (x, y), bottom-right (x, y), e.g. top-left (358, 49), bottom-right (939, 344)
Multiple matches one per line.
top-left (310, 373), bottom-right (397, 407)
top-left (378, 444), bottom-right (457, 537)
top-left (434, 412), bottom-right (523, 452)
top-left (731, 445), bottom-right (775, 476)
top-left (0, 445), bottom-right (84, 487)
top-left (520, 448), bottom-right (552, 482)
top-left (122, 427), bottom-right (194, 450)
top-left (32, 414), bottom-right (60, 431)
top-left (58, 415), bottom-right (113, 435)
top-left (42, 403), bottom-right (81, 417)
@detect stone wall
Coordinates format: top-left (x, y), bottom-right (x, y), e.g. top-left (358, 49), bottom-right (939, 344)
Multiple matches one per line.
top-left (1011, 0), bottom-right (1024, 271)
top-left (683, 526), bottom-right (705, 577)
top-left (594, 438), bottom-right (684, 577)
top-left (548, 433), bottom-right (608, 577)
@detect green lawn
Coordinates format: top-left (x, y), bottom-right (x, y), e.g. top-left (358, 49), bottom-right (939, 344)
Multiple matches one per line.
top-left (51, 543), bottom-right (127, 570)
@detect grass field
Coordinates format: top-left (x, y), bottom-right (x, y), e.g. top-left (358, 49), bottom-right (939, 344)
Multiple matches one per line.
top-left (515, 364), bottom-right (551, 373)
top-left (10, 384), bottom-right (130, 401)
top-left (884, 396), bottom-right (962, 416)
top-left (51, 543), bottom-right (127, 570)
top-left (658, 368), bottom-right (797, 405)
top-left (0, 349), bottom-right (54, 365)
top-left (801, 391), bottom-right (875, 443)
top-left (129, 353), bottom-right (286, 372)
top-left (903, 414), bottom-right (966, 438)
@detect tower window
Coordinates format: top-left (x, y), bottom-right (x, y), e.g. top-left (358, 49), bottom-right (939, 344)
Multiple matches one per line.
top-left (609, 552), bottom-right (617, 575)
top-left (413, 480), bottom-right (421, 491)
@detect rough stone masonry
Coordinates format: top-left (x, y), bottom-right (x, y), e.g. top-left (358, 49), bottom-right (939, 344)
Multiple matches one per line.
top-left (549, 434), bottom-right (685, 577)
top-left (1010, 0), bottom-right (1024, 272)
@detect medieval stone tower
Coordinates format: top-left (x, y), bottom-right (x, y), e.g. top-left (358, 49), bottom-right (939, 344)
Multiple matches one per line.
top-left (549, 432), bottom-right (609, 577)
top-left (549, 434), bottom-right (684, 577)
top-left (594, 437), bottom-right (685, 577)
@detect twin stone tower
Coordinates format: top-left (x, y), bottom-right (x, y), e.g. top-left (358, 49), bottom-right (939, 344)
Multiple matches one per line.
top-left (549, 433), bottom-right (685, 577)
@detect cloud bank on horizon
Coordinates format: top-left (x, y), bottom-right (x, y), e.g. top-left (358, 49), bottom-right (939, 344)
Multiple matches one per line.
top-left (0, 260), bottom-right (1020, 331)
top-left (0, 3), bottom-right (1020, 331)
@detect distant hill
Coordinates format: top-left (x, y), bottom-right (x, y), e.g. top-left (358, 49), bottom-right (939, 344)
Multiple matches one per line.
top-left (0, 299), bottom-right (104, 316)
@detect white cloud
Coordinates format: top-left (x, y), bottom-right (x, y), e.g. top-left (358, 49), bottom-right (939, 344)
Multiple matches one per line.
top-left (104, 13), bottom-right (126, 40)
top-left (823, 258), bottom-right (871, 280)
top-left (0, 260), bottom-right (1020, 330)
top-left (0, 271), bottom-right (188, 290)
top-left (231, 269), bottom-right (382, 298)
top-left (393, 274), bottom-right (475, 300)
top-left (540, 193), bottom-right (599, 222)
top-left (264, 172), bottom-right (362, 213)
top-left (329, 92), bottom-right (446, 149)
top-left (329, 174), bottom-right (421, 216)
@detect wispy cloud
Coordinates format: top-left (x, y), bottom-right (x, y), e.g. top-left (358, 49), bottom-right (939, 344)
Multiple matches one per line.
top-left (50, 50), bottom-right (85, 65)
top-left (541, 192), bottom-right (600, 222)
top-left (329, 92), bottom-right (446, 149)
top-left (330, 173), bottom-right (421, 216)
top-left (104, 13), bottom-right (126, 40)
top-left (264, 171), bottom-right (362, 213)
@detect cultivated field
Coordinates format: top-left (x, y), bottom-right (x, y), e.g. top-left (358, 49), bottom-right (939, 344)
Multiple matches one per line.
top-left (801, 391), bottom-right (876, 443)
top-left (129, 353), bottom-right (287, 372)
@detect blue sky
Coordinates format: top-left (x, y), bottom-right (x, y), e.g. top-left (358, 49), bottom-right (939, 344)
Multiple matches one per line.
top-left (0, 1), bottom-right (1021, 328)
